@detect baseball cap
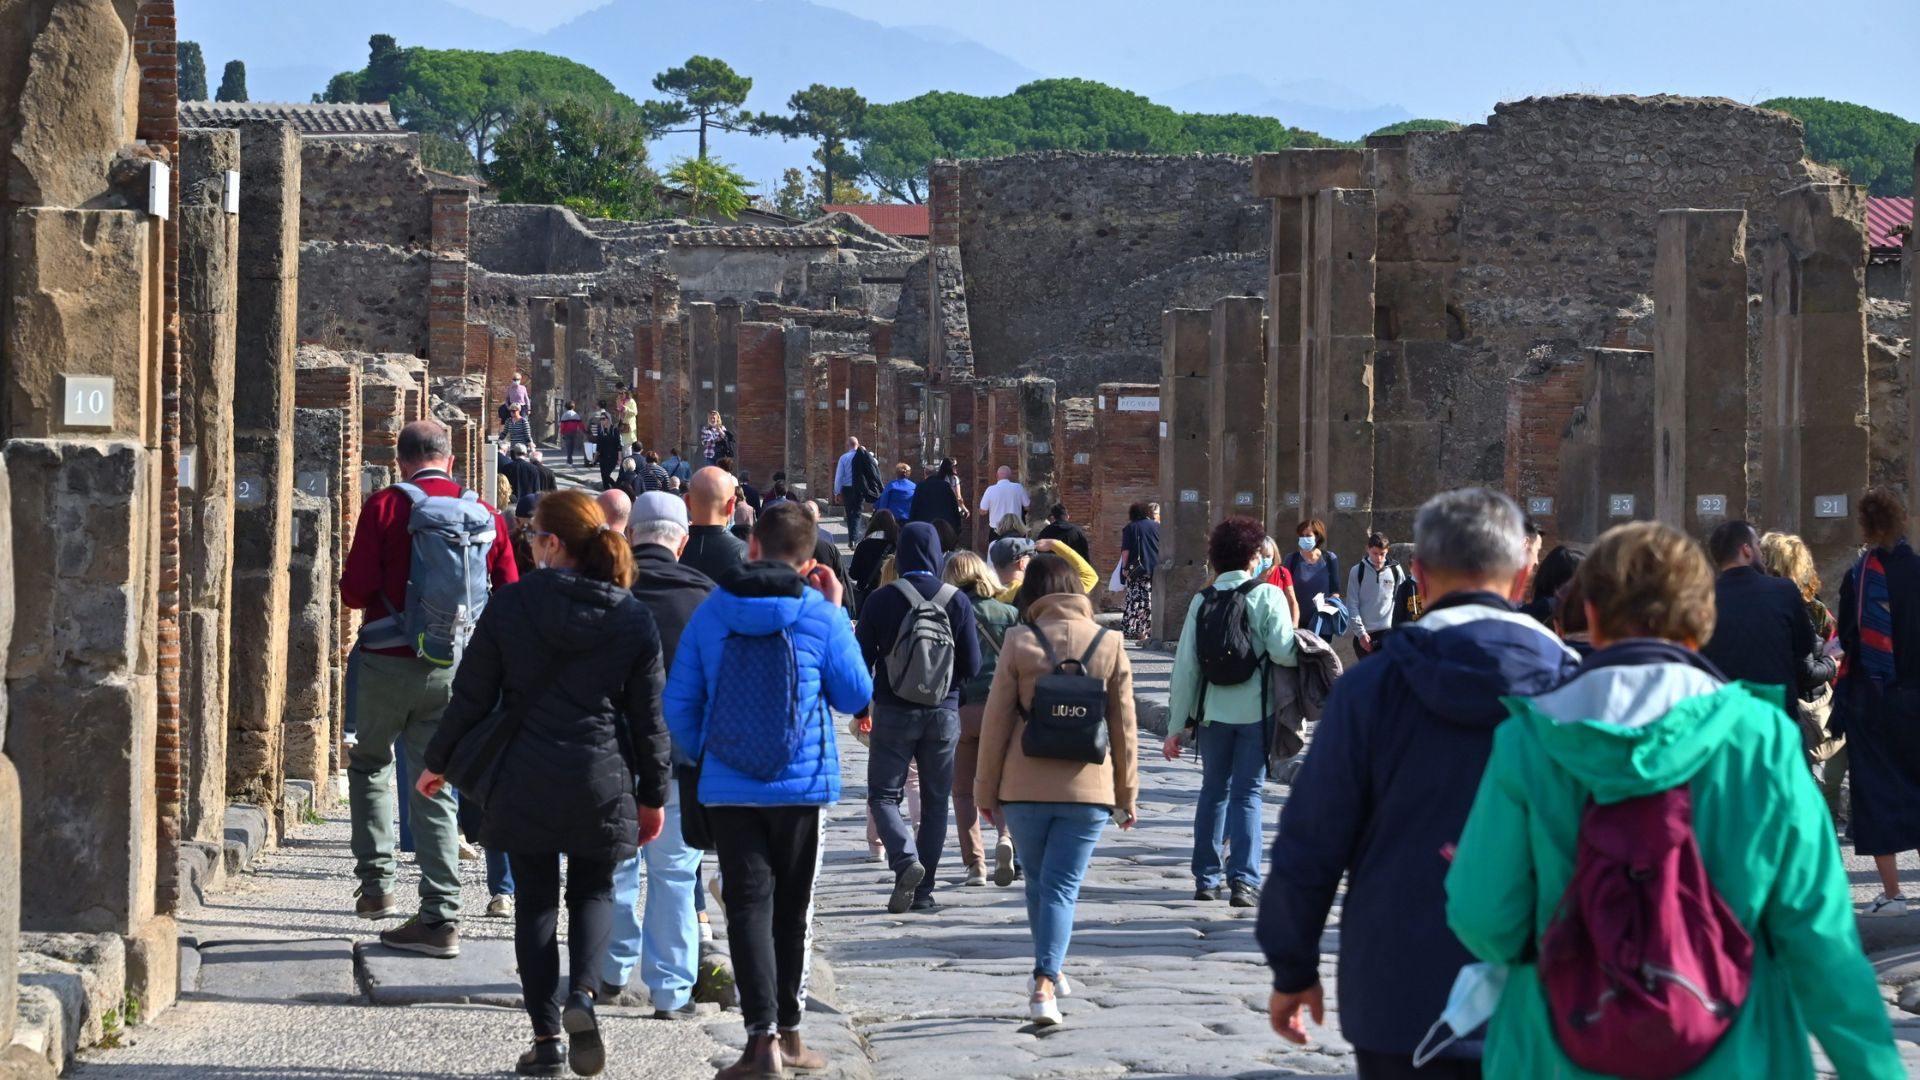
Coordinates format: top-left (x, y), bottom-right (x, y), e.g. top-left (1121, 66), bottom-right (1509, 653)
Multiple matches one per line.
top-left (632, 490), bottom-right (690, 529)
top-left (513, 493), bottom-right (538, 520)
top-left (989, 536), bottom-right (1035, 568)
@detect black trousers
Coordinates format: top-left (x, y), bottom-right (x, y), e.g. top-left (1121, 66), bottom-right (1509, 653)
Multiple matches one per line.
top-left (840, 487), bottom-right (866, 544)
top-left (598, 449), bottom-right (618, 490)
top-left (1356, 1050), bottom-right (1483, 1079)
top-left (710, 806), bottom-right (822, 1035)
top-left (507, 852), bottom-right (617, 1037)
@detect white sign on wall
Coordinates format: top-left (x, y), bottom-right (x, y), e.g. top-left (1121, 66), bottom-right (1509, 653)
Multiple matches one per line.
top-left (1814, 495), bottom-right (1849, 519)
top-left (1285, 492), bottom-right (1302, 508)
top-left (955, 423), bottom-right (971, 434)
top-left (1235, 492), bottom-right (1254, 506)
top-left (1030, 441), bottom-right (1050, 455)
top-left (1117, 396), bottom-right (1160, 412)
top-left (62, 375), bottom-right (113, 429)
top-left (236, 476), bottom-right (265, 505)
top-left (1073, 453), bottom-right (1090, 465)
top-left (1695, 494), bottom-right (1729, 517)
top-left (178, 449), bottom-right (198, 490)
top-left (1609, 494), bottom-right (1636, 518)
top-left (1526, 496), bottom-right (1554, 516)
top-left (1179, 489), bottom-right (1201, 504)
top-left (1159, 421), bottom-right (1168, 438)
top-left (297, 471), bottom-right (330, 498)
top-left (1003, 435), bottom-right (1019, 447)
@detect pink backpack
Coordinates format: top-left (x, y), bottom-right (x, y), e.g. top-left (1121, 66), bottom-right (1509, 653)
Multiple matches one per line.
top-left (1539, 787), bottom-right (1753, 1079)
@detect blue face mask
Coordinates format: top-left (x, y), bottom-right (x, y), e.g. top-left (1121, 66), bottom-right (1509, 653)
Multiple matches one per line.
top-left (1254, 556), bottom-right (1273, 578)
top-left (1412, 963), bottom-right (1507, 1068)
top-left (1297, 536), bottom-right (1317, 553)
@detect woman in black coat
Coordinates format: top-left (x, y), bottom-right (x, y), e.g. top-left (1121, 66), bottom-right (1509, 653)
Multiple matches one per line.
top-left (848, 509), bottom-right (902, 615)
top-left (907, 457), bottom-right (967, 535)
top-left (422, 489), bottom-right (670, 1078)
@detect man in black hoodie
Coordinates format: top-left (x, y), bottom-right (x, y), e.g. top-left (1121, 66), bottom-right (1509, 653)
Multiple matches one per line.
top-left (855, 522), bottom-right (981, 912)
top-left (600, 490), bottom-right (716, 1020)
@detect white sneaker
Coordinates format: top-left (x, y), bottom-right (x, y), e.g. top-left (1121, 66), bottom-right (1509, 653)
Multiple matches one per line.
top-left (708, 872), bottom-right (725, 906)
top-left (485, 893), bottom-right (514, 918)
top-left (458, 840), bottom-right (481, 861)
top-left (993, 833), bottom-right (1016, 887)
top-left (1028, 994), bottom-right (1062, 1027)
top-left (1864, 892), bottom-right (1911, 917)
top-left (698, 912), bottom-right (714, 943)
top-left (1026, 974), bottom-right (1071, 998)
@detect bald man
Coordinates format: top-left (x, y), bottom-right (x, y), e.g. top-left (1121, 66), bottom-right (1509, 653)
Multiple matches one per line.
top-left (978, 464), bottom-right (1030, 541)
top-left (679, 466), bottom-right (747, 581)
top-left (597, 488), bottom-right (633, 540)
top-left (834, 436), bottom-right (884, 544)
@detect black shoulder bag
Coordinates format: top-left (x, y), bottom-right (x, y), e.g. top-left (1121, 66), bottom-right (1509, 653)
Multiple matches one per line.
top-left (443, 659), bottom-right (571, 810)
top-left (1021, 627), bottom-right (1113, 764)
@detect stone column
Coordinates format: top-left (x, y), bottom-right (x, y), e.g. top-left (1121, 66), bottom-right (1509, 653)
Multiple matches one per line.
top-left (686, 302), bottom-right (721, 445)
top-left (527, 297), bottom-right (564, 444)
top-left (1556, 349), bottom-right (1655, 544)
top-left (891, 364), bottom-right (925, 471)
top-left (1761, 184), bottom-right (1871, 579)
top-left (295, 359), bottom-right (361, 784)
top-left (287, 406), bottom-right (339, 789)
top-left (650, 272), bottom-right (684, 452)
top-left (427, 189), bottom-right (470, 378)
top-left (736, 321), bottom-right (786, 482)
top-left (1207, 295), bottom-right (1268, 528)
top-left (1653, 209), bottom-right (1749, 536)
top-left (1307, 188), bottom-right (1378, 561)
top-left (565, 293), bottom-right (592, 422)
top-left (850, 357), bottom-right (881, 447)
top-left (802, 351), bottom-right (832, 506)
top-left (873, 361), bottom-right (899, 465)
top-left (827, 353), bottom-right (852, 471)
top-left (178, 128), bottom-right (239, 847)
top-left (1156, 309), bottom-right (1212, 644)
top-left (782, 323), bottom-right (812, 486)
top-left (226, 120), bottom-right (299, 816)
top-left (717, 300), bottom-right (742, 428)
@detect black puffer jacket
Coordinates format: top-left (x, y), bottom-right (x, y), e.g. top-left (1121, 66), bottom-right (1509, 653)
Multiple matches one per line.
top-left (426, 569), bottom-right (670, 862)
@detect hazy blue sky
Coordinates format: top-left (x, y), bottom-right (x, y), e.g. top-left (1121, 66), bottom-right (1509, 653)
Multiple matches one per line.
top-left (453, 0), bottom-right (1918, 123)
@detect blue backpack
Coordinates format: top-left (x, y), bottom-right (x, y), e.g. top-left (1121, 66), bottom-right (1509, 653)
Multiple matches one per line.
top-left (360, 481), bottom-right (497, 667)
top-left (706, 628), bottom-right (812, 780)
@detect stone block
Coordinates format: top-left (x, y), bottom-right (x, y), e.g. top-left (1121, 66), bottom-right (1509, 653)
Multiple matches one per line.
top-left (1558, 349), bottom-right (1656, 544)
top-left (1373, 261), bottom-right (1457, 343)
top-left (1157, 309), bottom-right (1213, 644)
top-left (122, 913), bottom-right (178, 1022)
top-left (1375, 193), bottom-right (1462, 266)
top-left (0, 757), bottom-right (17, 1046)
top-left (1207, 296), bottom-right (1268, 530)
top-left (1253, 149), bottom-right (1371, 199)
top-left (4, 209), bottom-right (152, 441)
top-left (1313, 189), bottom-right (1379, 341)
top-left (1653, 209), bottom-right (1749, 536)
top-left (356, 937), bottom-right (529, 1006)
top-left (2, 0), bottom-right (137, 208)
top-left (18, 932), bottom-right (123, 1051)
top-left (234, 121), bottom-right (302, 282)
top-left (196, 938), bottom-right (356, 1004)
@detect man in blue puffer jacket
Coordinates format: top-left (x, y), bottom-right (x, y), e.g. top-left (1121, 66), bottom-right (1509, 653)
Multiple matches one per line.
top-left (665, 502), bottom-right (872, 1079)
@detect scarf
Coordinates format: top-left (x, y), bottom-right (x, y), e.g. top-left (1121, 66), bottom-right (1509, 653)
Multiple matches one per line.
top-left (1856, 544), bottom-right (1903, 683)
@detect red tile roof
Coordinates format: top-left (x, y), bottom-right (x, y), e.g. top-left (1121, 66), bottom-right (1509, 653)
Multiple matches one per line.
top-left (822, 203), bottom-right (930, 237)
top-left (1867, 196), bottom-right (1913, 252)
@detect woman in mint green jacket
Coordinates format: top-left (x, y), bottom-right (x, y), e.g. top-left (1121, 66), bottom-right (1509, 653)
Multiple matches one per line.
top-left (1162, 517), bottom-right (1298, 906)
top-left (1445, 521), bottom-right (1901, 1079)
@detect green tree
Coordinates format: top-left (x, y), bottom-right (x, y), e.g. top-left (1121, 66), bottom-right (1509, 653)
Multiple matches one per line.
top-left (215, 59), bottom-right (248, 103)
top-left (664, 156), bottom-right (752, 220)
top-left (1760, 97), bottom-right (1920, 197)
top-left (771, 167), bottom-right (811, 218)
top-left (1368, 119), bottom-right (1462, 138)
top-left (177, 41), bottom-right (208, 101)
top-left (753, 85), bottom-right (868, 210)
top-left (318, 40), bottom-right (637, 164)
top-left (643, 56), bottom-right (753, 160)
top-left (488, 98), bottom-right (658, 220)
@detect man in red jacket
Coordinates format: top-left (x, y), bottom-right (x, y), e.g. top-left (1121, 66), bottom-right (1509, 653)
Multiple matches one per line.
top-left (340, 420), bottom-right (518, 958)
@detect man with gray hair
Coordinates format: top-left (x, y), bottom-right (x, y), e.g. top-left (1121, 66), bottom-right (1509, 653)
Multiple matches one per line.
top-left (1257, 488), bottom-right (1580, 1077)
top-left (602, 490), bottom-right (713, 1018)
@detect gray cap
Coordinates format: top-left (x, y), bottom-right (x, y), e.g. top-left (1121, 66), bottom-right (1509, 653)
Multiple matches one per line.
top-left (632, 490), bottom-right (689, 529)
top-left (989, 536), bottom-right (1035, 568)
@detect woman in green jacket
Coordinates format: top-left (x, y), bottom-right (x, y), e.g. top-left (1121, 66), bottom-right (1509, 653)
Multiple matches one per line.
top-left (1445, 521), bottom-right (1900, 1079)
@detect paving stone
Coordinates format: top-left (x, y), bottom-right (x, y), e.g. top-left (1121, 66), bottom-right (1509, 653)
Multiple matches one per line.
top-left (194, 938), bottom-right (357, 1004)
top-left (355, 937), bottom-right (538, 1007)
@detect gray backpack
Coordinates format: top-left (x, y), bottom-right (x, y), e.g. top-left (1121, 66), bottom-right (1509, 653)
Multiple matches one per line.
top-left (361, 481), bottom-right (497, 668)
top-left (885, 579), bottom-right (959, 706)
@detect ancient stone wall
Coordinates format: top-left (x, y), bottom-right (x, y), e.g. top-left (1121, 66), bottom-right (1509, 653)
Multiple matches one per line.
top-left (953, 152), bottom-right (1267, 378)
top-left (299, 139), bottom-right (433, 249)
top-left (297, 243), bottom-right (431, 354)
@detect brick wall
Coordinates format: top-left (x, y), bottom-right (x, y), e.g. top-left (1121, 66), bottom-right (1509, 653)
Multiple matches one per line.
top-left (849, 357), bottom-right (881, 449)
top-left (488, 329), bottom-right (519, 421)
top-left (632, 323), bottom-right (663, 448)
top-left (803, 352), bottom-right (832, 504)
top-left (1504, 355), bottom-right (1588, 548)
top-left (891, 364), bottom-right (924, 472)
top-left (1092, 383), bottom-right (1161, 588)
top-left (734, 322), bottom-right (786, 483)
top-left (827, 354), bottom-right (851, 478)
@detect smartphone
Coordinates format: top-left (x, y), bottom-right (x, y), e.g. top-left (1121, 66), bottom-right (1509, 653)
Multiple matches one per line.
top-left (1110, 808), bottom-right (1134, 827)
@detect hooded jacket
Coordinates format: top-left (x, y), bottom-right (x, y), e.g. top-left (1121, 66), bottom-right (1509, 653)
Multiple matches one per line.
top-left (425, 569), bottom-right (670, 863)
top-left (855, 522), bottom-right (980, 710)
top-left (1167, 569), bottom-right (1299, 729)
top-left (664, 560), bottom-right (873, 807)
top-left (1446, 641), bottom-right (1902, 1079)
top-left (1257, 591), bottom-right (1580, 1056)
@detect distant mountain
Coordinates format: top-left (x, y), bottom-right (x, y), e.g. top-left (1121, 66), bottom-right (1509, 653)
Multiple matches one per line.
top-left (1156, 75), bottom-right (1417, 142)
top-left (177, 0), bottom-right (524, 103)
top-left (526, 0), bottom-right (1037, 185)
top-left (444, 0), bottom-right (610, 32)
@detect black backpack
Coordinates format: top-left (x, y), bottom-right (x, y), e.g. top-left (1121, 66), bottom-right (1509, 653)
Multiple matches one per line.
top-left (1021, 627), bottom-right (1113, 764)
top-left (1195, 580), bottom-right (1262, 686)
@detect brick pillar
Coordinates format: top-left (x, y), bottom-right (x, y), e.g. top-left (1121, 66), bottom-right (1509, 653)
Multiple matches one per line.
top-left (226, 120), bottom-right (300, 819)
top-left (873, 361), bottom-right (897, 465)
top-left (526, 297), bottom-right (559, 443)
top-left (295, 362), bottom-right (360, 780)
top-left (982, 381), bottom-right (1025, 544)
top-left (827, 353), bottom-right (852, 479)
top-left (1055, 398), bottom-right (1094, 532)
top-left (870, 318), bottom-right (894, 360)
top-left (686, 303), bottom-right (720, 448)
top-left (1093, 385), bottom-right (1161, 581)
top-left (850, 357), bottom-right (881, 447)
top-left (1653, 209), bottom-right (1749, 537)
top-left (1307, 187), bottom-right (1378, 562)
top-left (736, 322), bottom-right (786, 482)
top-left (178, 127), bottom-right (240, 849)
top-left (428, 190), bottom-right (471, 378)
top-left (288, 403), bottom-right (340, 788)
top-left (565, 292), bottom-right (591, 417)
top-left (927, 161), bottom-right (973, 383)
top-left (360, 378), bottom-right (407, 493)
top-left (892, 366), bottom-right (925, 471)
top-left (488, 329), bottom-right (518, 415)
top-left (1503, 356), bottom-right (1587, 549)
top-left (633, 317), bottom-right (662, 446)
top-left (1156, 309), bottom-right (1213, 643)
top-left (1207, 295), bottom-right (1268, 530)
top-left (1761, 184), bottom-right (1871, 580)
top-left (947, 380), bottom-right (978, 511)
top-left (1021, 378), bottom-right (1059, 525)
top-left (803, 351), bottom-right (832, 506)
top-left (1556, 349), bottom-right (1655, 544)
top-left (783, 323), bottom-right (813, 489)
top-left (717, 300), bottom-right (741, 429)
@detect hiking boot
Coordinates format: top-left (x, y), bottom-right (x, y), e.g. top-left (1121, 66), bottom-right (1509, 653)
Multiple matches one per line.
top-left (486, 894), bottom-right (515, 918)
top-left (1229, 882), bottom-right (1260, 908)
top-left (354, 886), bottom-right (400, 920)
top-left (1194, 886), bottom-right (1221, 902)
top-left (379, 916), bottom-right (460, 958)
top-left (993, 834), bottom-right (1017, 887)
top-left (651, 1001), bottom-right (700, 1021)
top-left (1864, 892), bottom-right (1911, 917)
top-left (562, 990), bottom-right (604, 1076)
top-left (778, 1030), bottom-right (827, 1073)
top-left (964, 863), bottom-right (988, 887)
top-left (887, 862), bottom-right (925, 914)
top-left (516, 1038), bottom-right (566, 1077)
top-left (714, 1034), bottom-right (782, 1080)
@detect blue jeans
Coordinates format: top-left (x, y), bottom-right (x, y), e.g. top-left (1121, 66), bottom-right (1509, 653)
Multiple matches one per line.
top-left (603, 787), bottom-right (702, 1009)
top-left (456, 790), bottom-right (513, 896)
top-left (1000, 803), bottom-right (1107, 981)
top-left (1192, 720), bottom-right (1265, 889)
top-left (867, 703), bottom-right (959, 896)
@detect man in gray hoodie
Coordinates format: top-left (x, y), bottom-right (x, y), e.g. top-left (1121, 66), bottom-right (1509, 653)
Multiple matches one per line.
top-left (1346, 532), bottom-right (1405, 661)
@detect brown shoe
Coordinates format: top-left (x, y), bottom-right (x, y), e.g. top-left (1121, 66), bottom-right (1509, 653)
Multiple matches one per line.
top-left (354, 886), bottom-right (400, 920)
top-left (714, 1034), bottom-right (781, 1080)
top-left (777, 1030), bottom-right (827, 1072)
top-left (379, 916), bottom-right (460, 958)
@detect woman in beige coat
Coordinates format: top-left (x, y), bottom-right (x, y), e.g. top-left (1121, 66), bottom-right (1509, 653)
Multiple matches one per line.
top-left (975, 554), bottom-right (1139, 1028)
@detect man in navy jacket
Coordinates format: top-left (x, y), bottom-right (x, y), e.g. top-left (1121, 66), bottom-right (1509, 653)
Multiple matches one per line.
top-left (1699, 520), bottom-right (1827, 698)
top-left (1258, 489), bottom-right (1580, 1078)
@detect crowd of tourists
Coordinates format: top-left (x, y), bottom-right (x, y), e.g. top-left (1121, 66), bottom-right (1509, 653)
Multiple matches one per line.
top-left (338, 408), bottom-right (1912, 1079)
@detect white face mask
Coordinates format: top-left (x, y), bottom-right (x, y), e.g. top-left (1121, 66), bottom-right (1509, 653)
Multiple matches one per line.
top-left (1412, 962), bottom-right (1507, 1068)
